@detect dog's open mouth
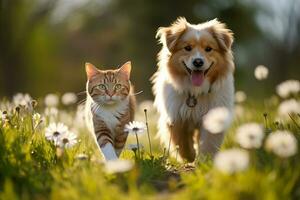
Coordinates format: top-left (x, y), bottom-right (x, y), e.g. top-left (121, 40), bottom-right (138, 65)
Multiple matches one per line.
top-left (182, 61), bottom-right (214, 87)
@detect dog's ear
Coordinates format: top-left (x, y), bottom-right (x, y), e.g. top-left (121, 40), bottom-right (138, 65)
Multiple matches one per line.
top-left (208, 19), bottom-right (234, 51)
top-left (156, 17), bottom-right (187, 52)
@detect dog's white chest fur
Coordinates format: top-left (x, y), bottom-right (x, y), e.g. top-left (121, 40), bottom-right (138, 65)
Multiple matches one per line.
top-left (154, 71), bottom-right (234, 125)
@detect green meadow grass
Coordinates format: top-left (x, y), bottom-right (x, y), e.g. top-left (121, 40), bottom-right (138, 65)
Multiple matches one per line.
top-left (0, 94), bottom-right (299, 200)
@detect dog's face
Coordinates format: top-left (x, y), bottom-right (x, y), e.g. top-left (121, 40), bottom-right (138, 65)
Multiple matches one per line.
top-left (157, 18), bottom-right (234, 87)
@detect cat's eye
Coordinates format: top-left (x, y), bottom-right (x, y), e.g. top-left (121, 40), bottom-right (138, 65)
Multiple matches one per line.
top-left (184, 45), bottom-right (192, 51)
top-left (115, 84), bottom-right (122, 90)
top-left (205, 46), bottom-right (212, 52)
top-left (97, 84), bottom-right (106, 90)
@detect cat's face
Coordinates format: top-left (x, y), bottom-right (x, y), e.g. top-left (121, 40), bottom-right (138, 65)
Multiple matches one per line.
top-left (85, 62), bottom-right (131, 105)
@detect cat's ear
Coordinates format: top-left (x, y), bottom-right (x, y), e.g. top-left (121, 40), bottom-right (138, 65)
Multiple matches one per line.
top-left (118, 61), bottom-right (131, 80)
top-left (85, 63), bottom-right (99, 79)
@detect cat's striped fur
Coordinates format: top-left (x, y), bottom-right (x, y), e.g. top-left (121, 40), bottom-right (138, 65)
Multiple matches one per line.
top-left (85, 62), bottom-right (135, 160)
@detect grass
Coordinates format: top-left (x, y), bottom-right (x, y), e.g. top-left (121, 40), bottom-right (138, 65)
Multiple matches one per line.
top-left (0, 92), bottom-right (299, 200)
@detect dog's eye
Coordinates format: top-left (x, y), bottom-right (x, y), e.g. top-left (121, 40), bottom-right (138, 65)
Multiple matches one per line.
top-left (205, 46), bottom-right (212, 52)
top-left (184, 45), bottom-right (192, 51)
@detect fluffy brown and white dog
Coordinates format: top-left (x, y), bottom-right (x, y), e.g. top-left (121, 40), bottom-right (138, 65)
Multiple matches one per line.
top-left (152, 17), bottom-right (235, 162)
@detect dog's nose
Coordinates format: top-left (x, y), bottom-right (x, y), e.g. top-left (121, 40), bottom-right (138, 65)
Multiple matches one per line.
top-left (193, 58), bottom-right (204, 68)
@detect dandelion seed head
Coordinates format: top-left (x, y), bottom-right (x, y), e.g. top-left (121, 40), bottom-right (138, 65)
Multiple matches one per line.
top-left (214, 148), bottom-right (249, 174)
top-left (235, 123), bottom-right (264, 149)
top-left (276, 80), bottom-right (300, 98)
top-left (235, 91), bottom-right (247, 103)
top-left (203, 107), bottom-right (232, 134)
top-left (278, 99), bottom-right (300, 119)
top-left (44, 93), bottom-right (59, 107)
top-left (62, 92), bottom-right (77, 105)
top-left (254, 65), bottom-right (269, 80)
top-left (265, 130), bottom-right (297, 158)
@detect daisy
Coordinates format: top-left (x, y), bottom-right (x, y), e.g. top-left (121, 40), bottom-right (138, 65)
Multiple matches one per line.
top-left (44, 93), bottom-right (59, 107)
top-left (235, 91), bottom-right (247, 103)
top-left (57, 131), bottom-right (78, 148)
top-left (124, 121), bottom-right (146, 159)
top-left (104, 159), bottom-right (134, 174)
top-left (278, 99), bottom-right (300, 119)
top-left (62, 92), bottom-right (77, 106)
top-left (254, 65), bottom-right (269, 80)
top-left (265, 130), bottom-right (297, 158)
top-left (45, 122), bottom-right (69, 144)
top-left (124, 121), bottom-right (146, 134)
top-left (214, 148), bottom-right (249, 174)
top-left (203, 107), bottom-right (232, 134)
top-left (235, 123), bottom-right (264, 149)
top-left (276, 80), bottom-right (300, 98)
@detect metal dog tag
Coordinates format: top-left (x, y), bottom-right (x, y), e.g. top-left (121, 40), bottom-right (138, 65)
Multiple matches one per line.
top-left (186, 94), bottom-right (197, 107)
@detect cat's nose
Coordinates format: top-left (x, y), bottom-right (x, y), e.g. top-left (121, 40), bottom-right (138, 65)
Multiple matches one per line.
top-left (107, 92), bottom-right (114, 97)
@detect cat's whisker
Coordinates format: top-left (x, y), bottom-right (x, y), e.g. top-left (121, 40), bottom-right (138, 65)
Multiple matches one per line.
top-left (130, 90), bottom-right (143, 96)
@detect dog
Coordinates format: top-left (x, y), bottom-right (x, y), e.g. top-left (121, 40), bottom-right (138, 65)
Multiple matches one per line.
top-left (152, 17), bottom-right (234, 162)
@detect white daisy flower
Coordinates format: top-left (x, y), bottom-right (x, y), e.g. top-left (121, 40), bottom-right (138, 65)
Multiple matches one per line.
top-left (44, 93), bottom-right (59, 107)
top-left (276, 80), bottom-right (300, 98)
top-left (203, 107), bottom-right (232, 134)
top-left (278, 99), bottom-right (300, 118)
top-left (45, 122), bottom-right (69, 144)
top-left (57, 131), bottom-right (78, 148)
top-left (235, 91), bottom-right (247, 103)
top-left (104, 159), bottom-right (134, 174)
top-left (13, 93), bottom-right (32, 107)
top-left (214, 148), bottom-right (249, 174)
top-left (265, 130), bottom-right (298, 158)
top-left (61, 92), bottom-right (77, 105)
top-left (235, 123), bottom-right (264, 149)
top-left (254, 65), bottom-right (269, 80)
top-left (124, 121), bottom-right (146, 134)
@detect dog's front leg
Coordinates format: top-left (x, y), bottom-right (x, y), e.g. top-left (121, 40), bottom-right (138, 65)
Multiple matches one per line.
top-left (169, 121), bottom-right (196, 162)
top-left (199, 128), bottom-right (224, 156)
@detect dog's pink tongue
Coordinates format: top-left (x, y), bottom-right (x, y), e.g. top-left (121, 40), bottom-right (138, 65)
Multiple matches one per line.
top-left (191, 71), bottom-right (204, 86)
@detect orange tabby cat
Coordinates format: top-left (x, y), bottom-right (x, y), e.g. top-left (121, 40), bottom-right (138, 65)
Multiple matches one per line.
top-left (85, 61), bottom-right (135, 160)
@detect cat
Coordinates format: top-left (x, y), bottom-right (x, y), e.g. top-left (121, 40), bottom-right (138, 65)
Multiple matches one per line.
top-left (84, 61), bottom-right (135, 161)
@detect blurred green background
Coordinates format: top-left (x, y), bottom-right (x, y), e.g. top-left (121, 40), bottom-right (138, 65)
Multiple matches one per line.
top-left (0, 0), bottom-right (299, 100)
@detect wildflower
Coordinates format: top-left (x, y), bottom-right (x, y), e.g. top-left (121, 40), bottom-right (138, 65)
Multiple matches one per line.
top-left (276, 80), bottom-right (300, 98)
top-left (278, 99), bottom-right (300, 118)
top-left (124, 121), bottom-right (146, 159)
top-left (44, 93), bottom-right (59, 107)
top-left (235, 123), bottom-right (264, 149)
top-left (235, 91), bottom-right (247, 103)
top-left (265, 130), bottom-right (297, 158)
top-left (104, 159), bottom-right (134, 174)
top-left (254, 65), bottom-right (269, 80)
top-left (124, 121), bottom-right (146, 134)
top-left (62, 92), bottom-right (77, 105)
top-left (45, 122), bottom-right (68, 144)
top-left (56, 131), bottom-right (78, 148)
top-left (214, 148), bottom-right (249, 174)
top-left (203, 107), bottom-right (232, 134)
top-left (13, 93), bottom-right (32, 107)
